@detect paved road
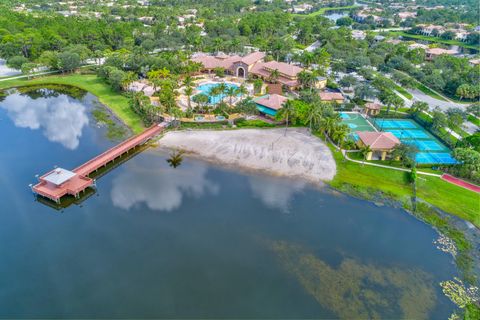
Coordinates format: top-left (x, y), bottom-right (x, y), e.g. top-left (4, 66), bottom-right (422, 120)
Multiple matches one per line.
top-left (408, 89), bottom-right (465, 111)
top-left (0, 70), bottom-right (59, 82)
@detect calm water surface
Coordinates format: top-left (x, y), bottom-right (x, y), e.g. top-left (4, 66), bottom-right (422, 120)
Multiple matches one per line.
top-left (0, 89), bottom-right (458, 318)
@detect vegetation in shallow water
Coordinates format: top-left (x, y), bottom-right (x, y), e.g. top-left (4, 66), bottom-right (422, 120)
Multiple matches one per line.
top-left (15, 84), bottom-right (87, 100)
top-left (268, 240), bottom-right (436, 319)
top-left (91, 107), bottom-right (128, 141)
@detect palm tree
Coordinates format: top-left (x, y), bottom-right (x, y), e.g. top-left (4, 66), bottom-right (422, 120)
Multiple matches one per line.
top-left (306, 102), bottom-right (323, 134)
top-left (332, 124), bottom-right (349, 151)
top-left (218, 83), bottom-right (228, 103)
top-left (360, 145), bottom-right (372, 166)
top-left (122, 71), bottom-right (137, 91)
top-left (278, 100), bottom-right (296, 136)
top-left (184, 86), bottom-right (193, 110)
top-left (391, 143), bottom-right (418, 167)
top-left (300, 51), bottom-right (315, 68)
top-left (268, 69), bottom-right (280, 84)
top-left (410, 101), bottom-right (429, 116)
top-left (225, 86), bottom-right (237, 107)
top-left (237, 84), bottom-right (248, 99)
top-left (192, 93), bottom-right (209, 113)
top-left (182, 75), bottom-right (194, 88)
top-left (298, 71), bottom-right (316, 92)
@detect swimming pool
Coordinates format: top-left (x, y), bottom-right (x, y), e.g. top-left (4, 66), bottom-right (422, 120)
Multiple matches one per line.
top-left (196, 82), bottom-right (240, 104)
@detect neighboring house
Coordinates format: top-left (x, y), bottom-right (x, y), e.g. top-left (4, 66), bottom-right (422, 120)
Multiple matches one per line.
top-left (469, 59), bottom-right (480, 67)
top-left (356, 131), bottom-right (400, 160)
top-left (315, 76), bottom-right (327, 90)
top-left (319, 92), bottom-right (344, 103)
top-left (351, 30), bottom-right (366, 40)
top-left (408, 43), bottom-right (428, 50)
top-left (425, 48), bottom-right (457, 60)
top-left (364, 103), bottom-right (382, 116)
top-left (397, 12), bottom-right (417, 20)
top-left (254, 94), bottom-right (288, 117)
top-left (128, 80), bottom-right (155, 97)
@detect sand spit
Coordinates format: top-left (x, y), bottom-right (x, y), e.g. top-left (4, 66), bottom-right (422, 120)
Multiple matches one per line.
top-left (159, 128), bottom-right (336, 184)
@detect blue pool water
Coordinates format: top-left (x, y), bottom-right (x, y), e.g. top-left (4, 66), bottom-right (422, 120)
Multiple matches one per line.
top-left (196, 82), bottom-right (240, 104)
top-left (256, 104), bottom-right (277, 116)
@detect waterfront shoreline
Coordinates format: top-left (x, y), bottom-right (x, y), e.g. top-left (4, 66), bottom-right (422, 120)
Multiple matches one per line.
top-left (159, 128), bottom-right (337, 185)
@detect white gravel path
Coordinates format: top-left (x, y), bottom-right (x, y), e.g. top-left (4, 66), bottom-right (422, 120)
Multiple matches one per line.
top-left (159, 128), bottom-right (336, 184)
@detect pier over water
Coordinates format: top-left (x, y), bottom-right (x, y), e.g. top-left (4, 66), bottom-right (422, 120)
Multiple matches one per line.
top-left (32, 123), bottom-right (167, 203)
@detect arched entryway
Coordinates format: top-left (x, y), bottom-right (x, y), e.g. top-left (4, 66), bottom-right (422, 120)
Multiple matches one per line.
top-left (236, 66), bottom-right (246, 78)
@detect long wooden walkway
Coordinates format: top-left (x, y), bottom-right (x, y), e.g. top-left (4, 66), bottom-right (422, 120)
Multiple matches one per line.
top-left (74, 123), bottom-right (165, 176)
top-left (33, 123), bottom-right (167, 203)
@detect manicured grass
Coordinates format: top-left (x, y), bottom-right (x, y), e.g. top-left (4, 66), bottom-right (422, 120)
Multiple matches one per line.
top-left (467, 114), bottom-right (480, 127)
top-left (393, 84), bottom-right (413, 100)
top-left (389, 31), bottom-right (480, 50)
top-left (326, 141), bottom-right (479, 227)
top-left (414, 81), bottom-right (448, 101)
top-left (0, 73), bottom-right (145, 133)
top-left (293, 5), bottom-right (358, 18)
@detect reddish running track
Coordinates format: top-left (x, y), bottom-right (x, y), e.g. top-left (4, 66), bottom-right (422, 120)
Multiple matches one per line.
top-left (441, 174), bottom-right (480, 194)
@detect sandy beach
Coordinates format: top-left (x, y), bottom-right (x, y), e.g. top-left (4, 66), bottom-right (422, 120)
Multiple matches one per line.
top-left (159, 128), bottom-right (336, 184)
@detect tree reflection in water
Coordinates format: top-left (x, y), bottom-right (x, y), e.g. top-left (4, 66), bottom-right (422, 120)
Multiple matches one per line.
top-left (167, 149), bottom-right (184, 168)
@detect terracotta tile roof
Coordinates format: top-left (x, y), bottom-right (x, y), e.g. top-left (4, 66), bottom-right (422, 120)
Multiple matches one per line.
top-left (365, 102), bottom-right (382, 110)
top-left (192, 52), bottom-right (265, 70)
top-left (261, 61), bottom-right (303, 77)
top-left (250, 63), bottom-right (300, 87)
top-left (255, 94), bottom-right (288, 110)
top-left (356, 131), bottom-right (400, 150)
top-left (426, 48), bottom-right (457, 55)
top-left (319, 92), bottom-right (344, 101)
top-left (241, 51), bottom-right (265, 65)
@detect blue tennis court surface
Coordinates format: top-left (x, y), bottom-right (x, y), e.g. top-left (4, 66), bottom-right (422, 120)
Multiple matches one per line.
top-left (376, 119), bottom-right (418, 129)
top-left (373, 118), bottom-right (455, 164)
top-left (416, 152), bottom-right (457, 164)
top-left (387, 129), bottom-right (429, 139)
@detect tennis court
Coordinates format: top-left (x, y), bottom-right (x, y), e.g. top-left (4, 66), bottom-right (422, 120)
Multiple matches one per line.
top-left (372, 118), bottom-right (455, 164)
top-left (387, 129), bottom-right (429, 139)
top-left (374, 119), bottom-right (418, 129)
top-left (416, 152), bottom-right (457, 164)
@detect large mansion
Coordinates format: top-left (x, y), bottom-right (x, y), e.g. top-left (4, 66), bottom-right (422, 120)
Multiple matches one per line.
top-left (191, 52), bottom-right (305, 89)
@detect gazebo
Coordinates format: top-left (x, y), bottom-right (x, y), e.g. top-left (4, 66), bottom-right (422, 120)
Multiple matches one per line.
top-left (364, 102), bottom-right (382, 116)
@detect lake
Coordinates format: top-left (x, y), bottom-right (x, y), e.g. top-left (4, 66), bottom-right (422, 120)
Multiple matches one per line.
top-left (0, 88), bottom-right (458, 318)
top-left (324, 11), bottom-right (348, 22)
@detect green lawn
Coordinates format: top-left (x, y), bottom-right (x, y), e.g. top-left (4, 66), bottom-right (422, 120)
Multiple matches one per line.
top-left (293, 5), bottom-right (358, 18)
top-left (393, 84), bottom-right (413, 100)
top-left (327, 143), bottom-right (479, 227)
top-left (414, 82), bottom-right (448, 101)
top-left (389, 31), bottom-right (480, 50)
top-left (467, 114), bottom-right (480, 127)
top-left (0, 73), bottom-right (145, 133)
